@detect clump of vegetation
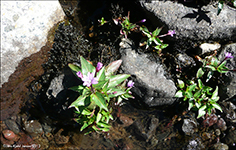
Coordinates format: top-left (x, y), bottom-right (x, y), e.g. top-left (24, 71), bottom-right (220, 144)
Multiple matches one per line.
top-left (175, 52), bottom-right (234, 118)
top-left (68, 56), bottom-right (134, 134)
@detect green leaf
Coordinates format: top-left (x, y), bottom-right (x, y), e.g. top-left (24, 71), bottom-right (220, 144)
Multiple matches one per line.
top-left (81, 122), bottom-right (89, 131)
top-left (96, 112), bottom-right (102, 123)
top-left (175, 90), bottom-right (184, 98)
top-left (146, 38), bottom-right (152, 49)
top-left (96, 67), bottom-right (106, 81)
top-left (141, 26), bottom-right (151, 38)
top-left (234, 0), bottom-right (236, 7)
top-left (69, 85), bottom-right (84, 92)
top-left (197, 105), bottom-right (207, 118)
top-left (177, 79), bottom-right (185, 89)
top-left (161, 44), bottom-right (168, 49)
top-left (153, 37), bottom-right (162, 46)
top-left (205, 65), bottom-right (216, 71)
top-left (69, 95), bottom-right (89, 107)
top-left (68, 63), bottom-right (81, 77)
top-left (80, 56), bottom-right (96, 76)
top-left (188, 84), bottom-right (196, 92)
top-left (212, 103), bottom-right (222, 112)
top-left (152, 27), bottom-right (162, 37)
top-left (91, 92), bottom-right (108, 111)
top-left (108, 88), bottom-right (126, 98)
top-left (108, 74), bottom-right (130, 88)
top-left (211, 86), bottom-right (218, 100)
top-left (206, 71), bottom-right (214, 82)
top-left (194, 89), bottom-right (202, 99)
top-left (81, 108), bottom-right (92, 115)
top-left (188, 98), bottom-right (194, 110)
top-left (198, 79), bottom-right (203, 89)
top-left (97, 122), bottom-right (111, 128)
top-left (105, 60), bottom-right (122, 76)
top-left (217, 1), bottom-right (224, 15)
top-left (217, 60), bottom-right (227, 71)
top-left (196, 68), bottom-right (204, 78)
top-left (93, 80), bottom-right (108, 90)
top-left (185, 91), bottom-right (193, 99)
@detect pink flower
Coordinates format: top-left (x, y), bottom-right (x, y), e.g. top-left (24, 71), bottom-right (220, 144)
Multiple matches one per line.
top-left (76, 71), bottom-right (83, 79)
top-left (167, 30), bottom-right (176, 37)
top-left (224, 52), bottom-right (233, 59)
top-left (82, 72), bottom-right (98, 87)
top-left (96, 62), bottom-right (103, 72)
top-left (127, 80), bottom-right (134, 88)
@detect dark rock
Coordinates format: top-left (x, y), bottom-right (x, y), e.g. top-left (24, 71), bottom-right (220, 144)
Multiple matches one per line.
top-left (119, 115), bottom-right (134, 127)
top-left (185, 137), bottom-right (205, 150)
top-left (202, 114), bottom-right (218, 127)
top-left (4, 119), bottom-right (20, 134)
top-left (213, 142), bottom-right (229, 150)
top-left (176, 53), bottom-right (196, 69)
top-left (214, 118), bottom-right (227, 131)
top-left (218, 43), bottom-right (236, 100)
top-left (182, 118), bottom-right (198, 135)
top-left (221, 102), bottom-right (236, 123)
top-left (139, 0), bottom-right (236, 41)
top-left (54, 128), bottom-right (69, 145)
top-left (133, 115), bottom-right (159, 141)
top-left (223, 128), bottom-right (236, 146)
top-left (42, 123), bottom-right (52, 133)
top-left (22, 119), bottom-right (43, 137)
top-left (120, 38), bottom-right (177, 107)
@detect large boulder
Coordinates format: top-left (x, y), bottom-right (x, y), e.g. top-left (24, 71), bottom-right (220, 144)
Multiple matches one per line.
top-left (119, 38), bottom-right (177, 107)
top-left (1, 1), bottom-right (65, 87)
top-left (139, 0), bottom-right (236, 41)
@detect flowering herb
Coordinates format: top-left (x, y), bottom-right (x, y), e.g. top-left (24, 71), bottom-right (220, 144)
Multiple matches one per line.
top-left (196, 52), bottom-right (234, 82)
top-left (139, 26), bottom-right (173, 51)
top-left (113, 11), bottom-right (146, 38)
top-left (175, 52), bottom-right (234, 118)
top-left (68, 56), bottom-right (134, 134)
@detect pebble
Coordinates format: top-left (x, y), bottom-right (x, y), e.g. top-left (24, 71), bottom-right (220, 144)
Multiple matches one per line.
top-left (182, 119), bottom-right (198, 135)
top-left (4, 119), bottom-right (20, 134)
top-left (23, 120), bottom-right (43, 137)
top-left (2, 130), bottom-right (19, 141)
top-left (213, 142), bottom-right (229, 150)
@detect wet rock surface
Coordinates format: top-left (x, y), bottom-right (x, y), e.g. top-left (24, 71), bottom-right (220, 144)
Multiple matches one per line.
top-left (120, 38), bottom-right (177, 107)
top-left (1, 1), bottom-right (65, 86)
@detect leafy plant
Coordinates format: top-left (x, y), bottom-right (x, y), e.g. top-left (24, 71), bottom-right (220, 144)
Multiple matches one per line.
top-left (197, 52), bottom-right (233, 82)
top-left (175, 79), bottom-right (222, 118)
top-left (98, 17), bottom-right (108, 26)
top-left (113, 11), bottom-right (145, 38)
top-left (139, 26), bottom-right (174, 51)
top-left (175, 52), bottom-right (234, 118)
top-left (68, 56), bottom-right (134, 134)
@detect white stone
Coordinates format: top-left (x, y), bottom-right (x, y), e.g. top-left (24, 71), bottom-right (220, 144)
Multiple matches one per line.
top-left (1, 1), bottom-right (65, 86)
top-left (199, 43), bottom-right (221, 54)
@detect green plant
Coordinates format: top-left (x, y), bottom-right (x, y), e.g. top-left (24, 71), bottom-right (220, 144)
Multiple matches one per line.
top-left (68, 56), bottom-right (134, 134)
top-left (175, 52), bottom-right (234, 118)
top-left (98, 17), bottom-right (108, 26)
top-left (175, 79), bottom-right (222, 118)
top-left (139, 26), bottom-right (174, 51)
top-left (197, 52), bottom-right (233, 82)
top-left (113, 11), bottom-right (145, 38)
